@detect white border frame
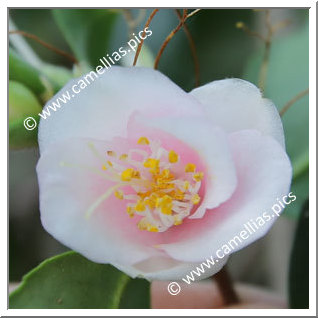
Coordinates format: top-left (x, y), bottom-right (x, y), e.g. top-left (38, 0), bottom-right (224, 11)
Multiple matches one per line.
top-left (3, 1), bottom-right (316, 316)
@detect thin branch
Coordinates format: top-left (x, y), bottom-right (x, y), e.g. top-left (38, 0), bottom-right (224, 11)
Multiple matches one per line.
top-left (258, 38), bottom-right (271, 92)
top-left (175, 9), bottom-right (200, 87)
top-left (237, 10), bottom-right (290, 92)
top-left (186, 9), bottom-right (201, 19)
top-left (214, 266), bottom-right (239, 306)
top-left (122, 9), bottom-right (146, 37)
top-left (258, 10), bottom-right (273, 92)
top-left (154, 10), bottom-right (187, 70)
top-left (271, 19), bottom-right (291, 33)
top-left (236, 22), bottom-right (266, 41)
top-left (279, 88), bottom-right (309, 117)
top-left (122, 9), bottom-right (135, 37)
top-left (154, 9), bottom-right (201, 70)
top-left (133, 9), bottom-right (159, 66)
top-left (9, 30), bottom-right (78, 65)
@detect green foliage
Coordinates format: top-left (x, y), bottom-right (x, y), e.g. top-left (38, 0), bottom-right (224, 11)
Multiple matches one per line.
top-left (288, 200), bottom-right (309, 308)
top-left (119, 277), bottom-right (151, 309)
top-left (9, 49), bottom-right (46, 96)
top-left (9, 81), bottom-right (42, 121)
top-left (9, 116), bottom-right (39, 149)
top-left (9, 252), bottom-right (150, 309)
top-left (9, 81), bottom-right (41, 149)
top-left (243, 22), bottom-right (309, 218)
top-left (52, 9), bottom-right (119, 67)
top-left (41, 64), bottom-right (73, 92)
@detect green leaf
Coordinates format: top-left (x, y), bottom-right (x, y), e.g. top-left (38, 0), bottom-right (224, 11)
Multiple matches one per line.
top-left (52, 9), bottom-right (118, 67)
top-left (9, 251), bottom-right (150, 309)
top-left (119, 277), bottom-right (151, 309)
top-left (41, 64), bottom-right (73, 92)
top-left (288, 200), bottom-right (309, 308)
top-left (243, 22), bottom-right (309, 217)
top-left (284, 169), bottom-right (309, 219)
top-left (9, 116), bottom-right (39, 149)
top-left (9, 49), bottom-right (46, 96)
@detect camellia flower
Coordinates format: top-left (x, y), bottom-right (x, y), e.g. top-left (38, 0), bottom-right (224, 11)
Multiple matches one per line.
top-left (37, 66), bottom-right (292, 280)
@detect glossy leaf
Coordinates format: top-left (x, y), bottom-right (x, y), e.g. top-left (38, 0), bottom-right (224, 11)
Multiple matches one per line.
top-left (9, 251), bottom-right (150, 309)
top-left (41, 64), bottom-right (73, 92)
top-left (288, 200), bottom-right (309, 308)
top-left (52, 9), bottom-right (118, 67)
top-left (9, 116), bottom-right (39, 149)
top-left (9, 49), bottom-right (46, 96)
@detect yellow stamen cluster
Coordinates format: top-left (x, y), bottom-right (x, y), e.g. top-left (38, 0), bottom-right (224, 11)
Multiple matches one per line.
top-left (101, 136), bottom-right (204, 232)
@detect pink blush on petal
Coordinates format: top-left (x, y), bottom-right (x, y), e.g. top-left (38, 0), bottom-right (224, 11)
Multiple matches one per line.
top-left (86, 124), bottom-right (209, 247)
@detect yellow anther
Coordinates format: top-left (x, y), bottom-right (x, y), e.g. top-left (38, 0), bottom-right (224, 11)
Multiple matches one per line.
top-left (107, 160), bottom-right (113, 167)
top-left (183, 180), bottom-right (190, 190)
top-left (102, 165), bottom-right (107, 171)
top-left (143, 158), bottom-right (160, 173)
top-left (191, 194), bottom-right (201, 205)
top-left (114, 190), bottom-right (124, 200)
top-left (133, 170), bottom-right (140, 179)
top-left (168, 150), bottom-right (179, 163)
top-left (193, 172), bottom-right (204, 182)
top-left (121, 168), bottom-right (134, 181)
top-left (162, 169), bottom-right (171, 178)
top-left (107, 150), bottom-right (116, 157)
top-left (137, 137), bottom-right (150, 145)
top-left (170, 189), bottom-right (184, 201)
top-left (126, 206), bottom-right (134, 218)
top-left (236, 21), bottom-right (244, 29)
top-left (137, 220), bottom-right (147, 230)
top-left (144, 158), bottom-right (159, 168)
top-left (145, 198), bottom-right (155, 210)
top-left (174, 215), bottom-right (183, 226)
top-left (135, 200), bottom-right (146, 212)
top-left (156, 195), bottom-right (173, 215)
top-left (148, 225), bottom-right (159, 232)
top-left (119, 154), bottom-right (128, 160)
top-left (185, 163), bottom-right (196, 173)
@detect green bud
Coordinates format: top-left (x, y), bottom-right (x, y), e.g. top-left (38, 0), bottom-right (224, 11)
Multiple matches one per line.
top-left (9, 81), bottom-right (42, 122)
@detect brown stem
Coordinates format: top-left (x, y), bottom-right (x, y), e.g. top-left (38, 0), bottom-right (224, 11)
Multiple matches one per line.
top-left (258, 10), bottom-right (274, 92)
top-left (214, 266), bottom-right (239, 306)
top-left (154, 9), bottom-right (201, 70)
top-left (279, 88), bottom-right (309, 117)
top-left (236, 22), bottom-right (266, 41)
top-left (175, 9), bottom-right (200, 87)
top-left (154, 10), bottom-right (187, 70)
top-left (258, 39), bottom-right (271, 92)
top-left (133, 9), bottom-right (159, 66)
top-left (9, 30), bottom-right (78, 65)
top-left (122, 9), bottom-right (146, 38)
top-left (238, 10), bottom-right (291, 93)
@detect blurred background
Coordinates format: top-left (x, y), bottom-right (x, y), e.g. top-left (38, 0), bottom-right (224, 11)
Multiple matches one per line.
top-left (9, 8), bottom-right (309, 302)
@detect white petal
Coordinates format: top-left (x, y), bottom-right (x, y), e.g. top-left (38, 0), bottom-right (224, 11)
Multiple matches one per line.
top-left (130, 114), bottom-right (237, 216)
top-left (190, 78), bottom-right (285, 148)
top-left (113, 255), bottom-right (228, 281)
top-left (38, 66), bottom-right (203, 153)
top-left (160, 130), bottom-right (292, 262)
top-left (37, 138), bottom-right (162, 265)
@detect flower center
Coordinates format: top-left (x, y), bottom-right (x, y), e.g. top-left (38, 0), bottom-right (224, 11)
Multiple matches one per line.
top-left (102, 137), bottom-right (204, 233)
